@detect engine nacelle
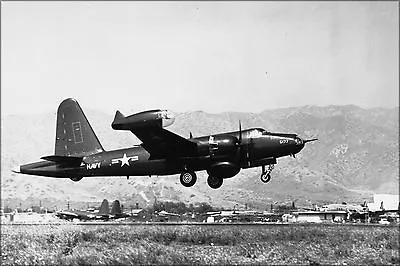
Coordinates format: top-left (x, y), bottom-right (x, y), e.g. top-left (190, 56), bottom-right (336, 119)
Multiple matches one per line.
top-left (111, 109), bottom-right (175, 130)
top-left (207, 161), bottom-right (240, 179)
top-left (196, 135), bottom-right (239, 159)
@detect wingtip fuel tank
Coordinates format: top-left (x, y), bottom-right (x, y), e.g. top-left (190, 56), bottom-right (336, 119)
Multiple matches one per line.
top-left (111, 109), bottom-right (175, 130)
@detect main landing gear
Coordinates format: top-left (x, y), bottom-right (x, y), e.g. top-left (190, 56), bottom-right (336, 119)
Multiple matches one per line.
top-left (179, 169), bottom-right (223, 189)
top-left (180, 171), bottom-right (197, 187)
top-left (260, 164), bottom-right (275, 183)
top-left (207, 175), bottom-right (223, 189)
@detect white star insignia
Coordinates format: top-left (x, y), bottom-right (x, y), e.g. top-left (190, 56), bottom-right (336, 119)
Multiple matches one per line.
top-left (120, 153), bottom-right (130, 166)
top-left (112, 153), bottom-right (139, 167)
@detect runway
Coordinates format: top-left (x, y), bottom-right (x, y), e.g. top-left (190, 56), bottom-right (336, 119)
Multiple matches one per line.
top-left (2, 221), bottom-right (397, 227)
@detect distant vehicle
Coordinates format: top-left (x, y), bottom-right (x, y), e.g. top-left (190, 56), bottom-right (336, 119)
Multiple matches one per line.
top-left (378, 218), bottom-right (390, 225)
top-left (14, 98), bottom-right (317, 189)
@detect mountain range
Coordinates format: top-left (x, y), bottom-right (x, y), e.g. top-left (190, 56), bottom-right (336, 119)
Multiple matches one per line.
top-left (1, 104), bottom-right (398, 211)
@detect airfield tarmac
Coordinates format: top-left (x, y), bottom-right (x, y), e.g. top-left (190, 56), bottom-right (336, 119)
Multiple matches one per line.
top-left (2, 221), bottom-right (399, 227)
top-left (2, 223), bottom-right (399, 265)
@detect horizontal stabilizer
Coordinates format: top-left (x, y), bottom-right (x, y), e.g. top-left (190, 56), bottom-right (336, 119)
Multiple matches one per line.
top-left (112, 110), bottom-right (126, 126)
top-left (41, 155), bottom-right (83, 165)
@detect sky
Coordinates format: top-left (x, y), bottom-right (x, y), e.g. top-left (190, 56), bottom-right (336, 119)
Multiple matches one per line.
top-left (1, 1), bottom-right (398, 115)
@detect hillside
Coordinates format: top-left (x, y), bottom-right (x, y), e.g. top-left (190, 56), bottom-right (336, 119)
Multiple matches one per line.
top-left (1, 105), bottom-right (398, 210)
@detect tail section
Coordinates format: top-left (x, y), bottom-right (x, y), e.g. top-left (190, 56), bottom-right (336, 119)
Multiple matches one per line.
top-left (55, 98), bottom-right (104, 157)
top-left (110, 200), bottom-right (122, 215)
top-left (98, 199), bottom-right (109, 216)
top-left (112, 110), bottom-right (125, 125)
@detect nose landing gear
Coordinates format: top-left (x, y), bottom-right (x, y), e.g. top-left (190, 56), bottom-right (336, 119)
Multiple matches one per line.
top-left (260, 164), bottom-right (275, 183)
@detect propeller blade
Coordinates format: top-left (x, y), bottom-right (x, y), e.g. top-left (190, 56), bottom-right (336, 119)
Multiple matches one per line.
top-left (189, 132), bottom-right (193, 139)
top-left (304, 138), bottom-right (318, 143)
top-left (238, 120), bottom-right (242, 144)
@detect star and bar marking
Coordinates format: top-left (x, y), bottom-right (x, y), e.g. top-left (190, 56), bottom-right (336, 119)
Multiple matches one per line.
top-left (111, 153), bottom-right (139, 167)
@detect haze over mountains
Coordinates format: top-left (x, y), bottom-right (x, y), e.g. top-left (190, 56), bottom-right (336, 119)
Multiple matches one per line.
top-left (1, 105), bottom-right (398, 210)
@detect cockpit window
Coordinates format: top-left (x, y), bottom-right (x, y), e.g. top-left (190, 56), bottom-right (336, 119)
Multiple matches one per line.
top-left (160, 110), bottom-right (174, 119)
top-left (248, 129), bottom-right (263, 138)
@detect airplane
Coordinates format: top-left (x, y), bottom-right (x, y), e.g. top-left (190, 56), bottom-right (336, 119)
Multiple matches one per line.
top-left (56, 199), bottom-right (129, 221)
top-left (14, 98), bottom-right (317, 189)
top-left (157, 210), bottom-right (181, 222)
top-left (56, 199), bottom-right (110, 221)
top-left (319, 203), bottom-right (367, 213)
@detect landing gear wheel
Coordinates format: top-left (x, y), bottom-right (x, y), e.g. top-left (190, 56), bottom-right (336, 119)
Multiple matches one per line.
top-left (180, 171), bottom-right (197, 187)
top-left (207, 176), bottom-right (223, 189)
top-left (70, 177), bottom-right (83, 182)
top-left (260, 173), bottom-right (271, 183)
top-left (260, 164), bottom-right (275, 183)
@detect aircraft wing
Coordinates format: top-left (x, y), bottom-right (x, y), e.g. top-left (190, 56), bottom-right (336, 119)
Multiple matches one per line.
top-left (131, 127), bottom-right (197, 159)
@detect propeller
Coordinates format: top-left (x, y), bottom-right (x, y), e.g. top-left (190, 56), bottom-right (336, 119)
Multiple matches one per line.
top-left (303, 138), bottom-right (318, 144)
top-left (238, 120), bottom-right (242, 144)
top-left (236, 120), bottom-right (247, 166)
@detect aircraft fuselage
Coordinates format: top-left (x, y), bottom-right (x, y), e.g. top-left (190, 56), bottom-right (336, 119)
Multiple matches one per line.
top-left (20, 128), bottom-right (304, 179)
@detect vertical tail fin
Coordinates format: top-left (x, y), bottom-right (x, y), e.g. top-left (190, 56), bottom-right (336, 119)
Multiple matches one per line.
top-left (55, 98), bottom-right (104, 156)
top-left (98, 199), bottom-right (109, 215)
top-left (110, 200), bottom-right (122, 215)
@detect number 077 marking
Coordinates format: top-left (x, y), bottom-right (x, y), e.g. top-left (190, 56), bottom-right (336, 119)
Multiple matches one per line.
top-left (279, 139), bottom-right (289, 144)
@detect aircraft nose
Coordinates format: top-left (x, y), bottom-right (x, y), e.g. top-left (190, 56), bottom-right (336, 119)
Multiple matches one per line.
top-left (293, 137), bottom-right (305, 154)
top-left (294, 136), bottom-right (318, 154)
top-left (295, 136), bottom-right (305, 147)
top-left (12, 165), bottom-right (21, 174)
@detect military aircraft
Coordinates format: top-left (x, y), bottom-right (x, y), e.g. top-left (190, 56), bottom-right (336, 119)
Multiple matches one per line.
top-left (14, 98), bottom-right (317, 189)
top-left (56, 199), bottom-right (110, 221)
top-left (155, 210), bottom-right (181, 222)
top-left (319, 203), bottom-right (367, 213)
top-left (56, 199), bottom-right (129, 221)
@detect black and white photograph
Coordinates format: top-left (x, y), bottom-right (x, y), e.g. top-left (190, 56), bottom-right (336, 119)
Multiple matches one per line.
top-left (1, 1), bottom-right (399, 265)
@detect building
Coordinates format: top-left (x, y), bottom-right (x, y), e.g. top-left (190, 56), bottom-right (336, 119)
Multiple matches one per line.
top-left (292, 211), bottom-right (348, 223)
top-left (1, 211), bottom-right (61, 224)
top-left (367, 194), bottom-right (399, 212)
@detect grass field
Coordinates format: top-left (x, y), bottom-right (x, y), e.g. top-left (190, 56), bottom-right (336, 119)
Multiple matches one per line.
top-left (1, 224), bottom-right (399, 265)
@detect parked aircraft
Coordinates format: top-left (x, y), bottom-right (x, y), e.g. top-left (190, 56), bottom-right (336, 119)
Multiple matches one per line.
top-left (56, 199), bottom-right (129, 221)
top-left (157, 210), bottom-right (181, 222)
top-left (319, 203), bottom-right (367, 213)
top-left (15, 98), bottom-right (317, 189)
top-left (56, 199), bottom-right (110, 221)
top-left (158, 210), bottom-right (180, 217)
